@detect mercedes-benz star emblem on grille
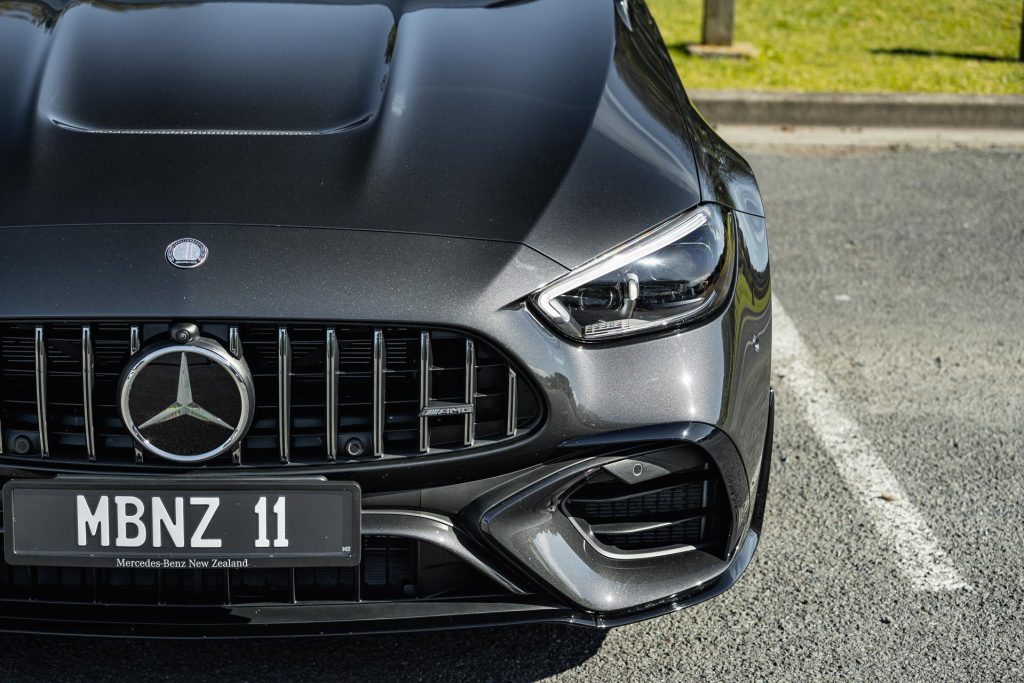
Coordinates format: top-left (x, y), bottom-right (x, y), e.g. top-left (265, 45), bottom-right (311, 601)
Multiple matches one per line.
top-left (165, 237), bottom-right (208, 268)
top-left (138, 354), bottom-right (234, 431)
top-left (119, 338), bottom-right (254, 463)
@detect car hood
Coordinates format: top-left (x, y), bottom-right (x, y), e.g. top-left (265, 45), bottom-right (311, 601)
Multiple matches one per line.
top-left (0, 0), bottom-right (702, 268)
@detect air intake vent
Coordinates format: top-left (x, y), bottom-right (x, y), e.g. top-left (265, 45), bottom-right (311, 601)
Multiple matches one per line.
top-left (564, 452), bottom-right (728, 556)
top-left (0, 321), bottom-right (541, 469)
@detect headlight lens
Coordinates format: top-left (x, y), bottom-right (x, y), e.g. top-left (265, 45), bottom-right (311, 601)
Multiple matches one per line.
top-left (532, 205), bottom-right (733, 340)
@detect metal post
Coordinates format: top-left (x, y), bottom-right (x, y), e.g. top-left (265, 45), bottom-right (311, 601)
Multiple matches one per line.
top-left (702, 0), bottom-right (735, 47)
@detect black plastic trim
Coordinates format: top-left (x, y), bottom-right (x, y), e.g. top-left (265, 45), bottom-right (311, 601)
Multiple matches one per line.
top-left (0, 530), bottom-right (763, 638)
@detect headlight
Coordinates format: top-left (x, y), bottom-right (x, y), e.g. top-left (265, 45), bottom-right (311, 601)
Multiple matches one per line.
top-left (531, 205), bottom-right (733, 341)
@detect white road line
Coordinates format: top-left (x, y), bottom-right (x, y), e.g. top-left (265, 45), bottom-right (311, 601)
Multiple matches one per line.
top-left (772, 298), bottom-right (971, 592)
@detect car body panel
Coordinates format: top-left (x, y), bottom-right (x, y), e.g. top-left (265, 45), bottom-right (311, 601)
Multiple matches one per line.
top-left (0, 0), bottom-right (707, 268)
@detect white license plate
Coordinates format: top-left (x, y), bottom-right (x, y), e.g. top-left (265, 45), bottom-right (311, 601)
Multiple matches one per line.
top-left (3, 479), bottom-right (360, 568)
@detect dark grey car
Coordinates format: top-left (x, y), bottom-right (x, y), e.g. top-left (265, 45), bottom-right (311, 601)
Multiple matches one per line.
top-left (0, 0), bottom-right (772, 635)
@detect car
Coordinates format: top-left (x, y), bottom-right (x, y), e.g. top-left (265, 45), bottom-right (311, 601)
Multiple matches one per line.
top-left (0, 0), bottom-right (772, 636)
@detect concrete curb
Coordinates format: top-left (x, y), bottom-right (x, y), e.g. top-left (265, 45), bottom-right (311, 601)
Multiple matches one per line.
top-left (715, 125), bottom-right (1024, 152)
top-left (689, 90), bottom-right (1024, 129)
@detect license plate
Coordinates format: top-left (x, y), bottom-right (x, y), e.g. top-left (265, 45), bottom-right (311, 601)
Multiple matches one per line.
top-left (2, 479), bottom-right (360, 568)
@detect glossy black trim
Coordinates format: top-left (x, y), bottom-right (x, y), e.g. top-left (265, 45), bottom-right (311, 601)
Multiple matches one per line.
top-left (749, 389), bottom-right (774, 534)
top-left (0, 531), bottom-right (762, 637)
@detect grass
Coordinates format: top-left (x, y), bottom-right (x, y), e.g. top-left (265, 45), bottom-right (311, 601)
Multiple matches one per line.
top-left (646, 0), bottom-right (1024, 94)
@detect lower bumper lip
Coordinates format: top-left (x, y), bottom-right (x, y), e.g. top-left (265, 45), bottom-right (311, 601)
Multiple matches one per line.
top-left (0, 530), bottom-right (763, 638)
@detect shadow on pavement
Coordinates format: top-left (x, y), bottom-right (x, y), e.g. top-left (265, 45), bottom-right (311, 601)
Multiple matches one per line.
top-left (869, 47), bottom-right (1020, 63)
top-left (0, 624), bottom-right (607, 681)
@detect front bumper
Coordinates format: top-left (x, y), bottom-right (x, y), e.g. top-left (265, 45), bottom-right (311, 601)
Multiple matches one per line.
top-left (0, 409), bottom-right (771, 637)
top-left (0, 393), bottom-right (774, 636)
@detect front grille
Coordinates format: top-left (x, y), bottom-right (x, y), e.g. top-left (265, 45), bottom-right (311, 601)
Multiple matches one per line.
top-left (0, 535), bottom-right (510, 605)
top-left (0, 321), bottom-right (541, 468)
top-left (564, 457), bottom-right (728, 554)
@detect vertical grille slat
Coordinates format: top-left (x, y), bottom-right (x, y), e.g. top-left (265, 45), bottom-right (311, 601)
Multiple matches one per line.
top-left (230, 327), bottom-right (243, 466)
top-left (506, 368), bottom-right (518, 438)
top-left (0, 321), bottom-right (540, 467)
top-left (372, 329), bottom-right (385, 458)
top-left (325, 328), bottom-right (338, 462)
top-left (34, 326), bottom-right (49, 458)
top-left (129, 325), bottom-right (140, 356)
top-left (228, 326), bottom-right (241, 359)
top-left (463, 339), bottom-right (476, 447)
top-left (277, 327), bottom-right (291, 464)
top-left (82, 325), bottom-right (96, 460)
top-left (418, 331), bottom-right (432, 454)
top-left (0, 338), bottom-right (4, 453)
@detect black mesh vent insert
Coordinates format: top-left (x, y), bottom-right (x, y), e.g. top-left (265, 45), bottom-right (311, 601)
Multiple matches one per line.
top-left (564, 459), bottom-right (729, 555)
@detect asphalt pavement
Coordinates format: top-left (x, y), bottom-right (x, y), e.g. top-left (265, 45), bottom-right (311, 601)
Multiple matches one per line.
top-left (1, 141), bottom-right (1021, 681)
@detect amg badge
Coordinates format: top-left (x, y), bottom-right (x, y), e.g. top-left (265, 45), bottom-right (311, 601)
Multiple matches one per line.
top-left (418, 403), bottom-right (475, 417)
top-left (119, 338), bottom-right (255, 463)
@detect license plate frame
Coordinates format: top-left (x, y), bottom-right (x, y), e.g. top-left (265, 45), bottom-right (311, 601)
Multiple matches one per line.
top-left (2, 478), bottom-right (361, 568)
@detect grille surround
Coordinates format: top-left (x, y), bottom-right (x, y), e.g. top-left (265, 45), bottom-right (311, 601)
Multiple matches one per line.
top-left (0, 321), bottom-right (543, 469)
